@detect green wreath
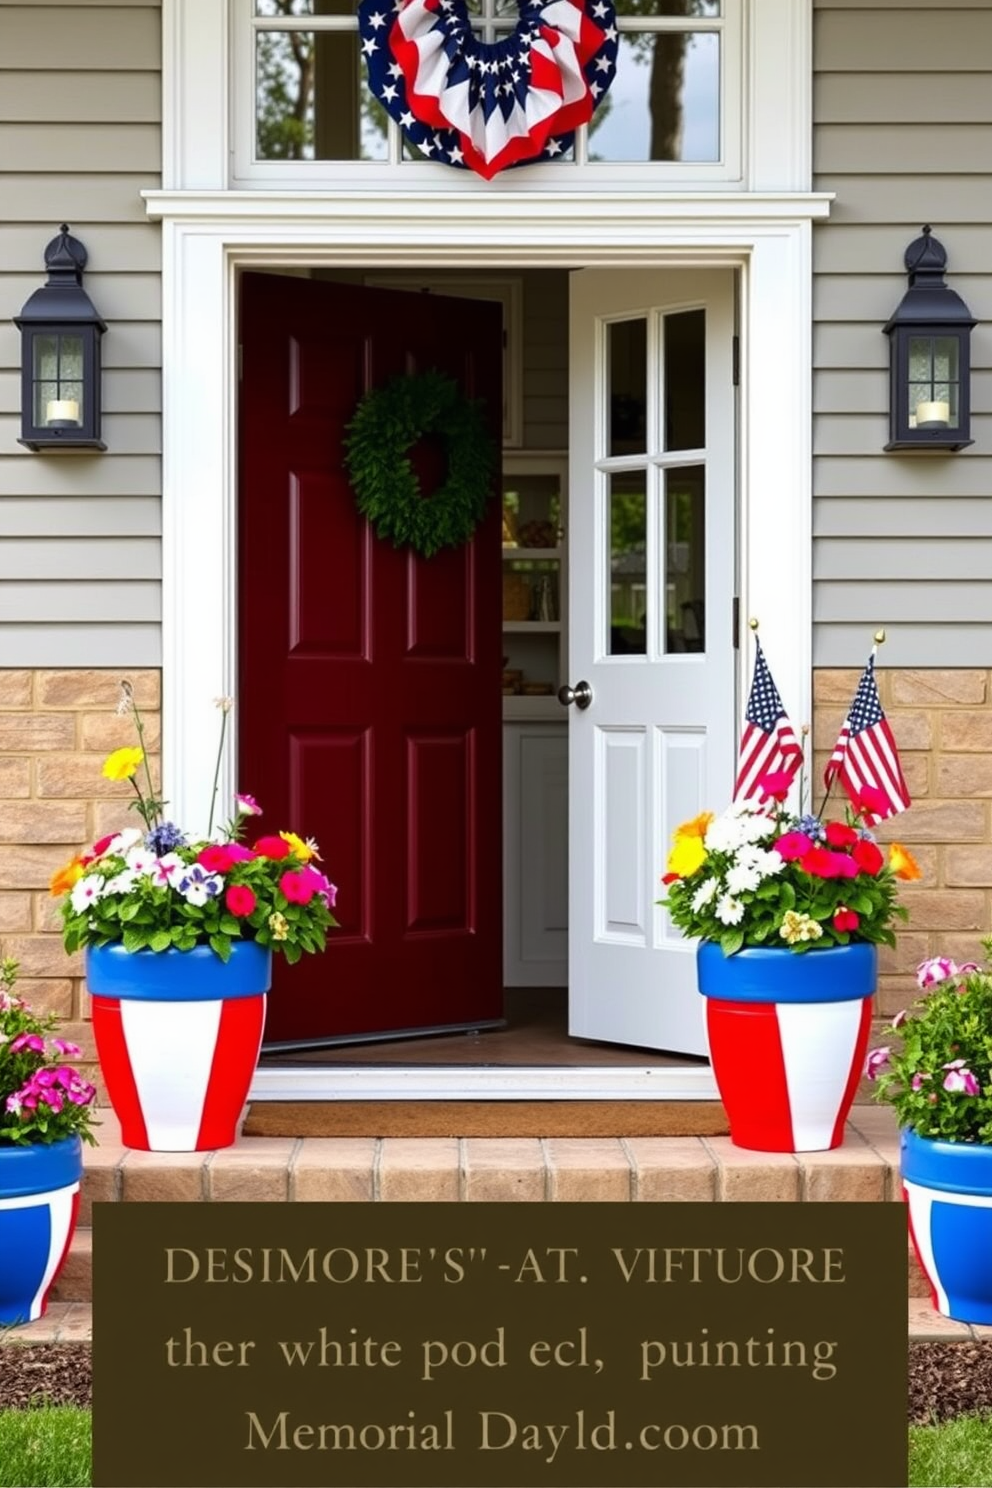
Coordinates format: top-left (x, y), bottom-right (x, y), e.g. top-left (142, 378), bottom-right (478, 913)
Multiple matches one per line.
top-left (343, 370), bottom-right (496, 559)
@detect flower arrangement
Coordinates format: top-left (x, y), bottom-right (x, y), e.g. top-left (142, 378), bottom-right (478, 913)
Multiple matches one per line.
top-left (661, 776), bottom-right (922, 957)
top-left (49, 685), bottom-right (338, 966)
top-left (0, 957), bottom-right (97, 1147)
top-left (865, 950), bottom-right (992, 1144)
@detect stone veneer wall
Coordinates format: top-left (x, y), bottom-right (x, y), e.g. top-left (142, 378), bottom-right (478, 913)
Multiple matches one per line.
top-left (1, 665), bottom-right (989, 1088)
top-left (814, 668), bottom-right (992, 1028)
top-left (0, 669), bottom-right (160, 1092)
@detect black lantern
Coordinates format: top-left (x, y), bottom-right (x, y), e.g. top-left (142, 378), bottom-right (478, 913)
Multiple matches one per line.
top-left (883, 226), bottom-right (974, 452)
top-left (14, 225), bottom-right (106, 451)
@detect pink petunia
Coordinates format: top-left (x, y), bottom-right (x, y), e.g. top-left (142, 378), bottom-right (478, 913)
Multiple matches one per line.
top-left (235, 793), bottom-right (263, 817)
top-left (226, 884), bottom-right (256, 918)
top-left (198, 844), bottom-right (237, 874)
top-left (911, 1072), bottom-right (930, 1091)
top-left (757, 770), bottom-right (795, 802)
top-left (10, 1033), bottom-right (45, 1055)
top-left (280, 870), bottom-right (316, 905)
top-left (775, 832), bottom-right (812, 862)
top-left (943, 1065), bottom-right (980, 1096)
top-left (224, 843), bottom-right (256, 863)
top-left (864, 1047), bottom-right (891, 1080)
top-left (916, 957), bottom-right (959, 991)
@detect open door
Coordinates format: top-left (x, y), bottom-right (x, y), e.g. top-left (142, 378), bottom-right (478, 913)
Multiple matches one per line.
top-left (566, 269), bottom-right (736, 1056)
top-left (239, 273), bottom-right (504, 1046)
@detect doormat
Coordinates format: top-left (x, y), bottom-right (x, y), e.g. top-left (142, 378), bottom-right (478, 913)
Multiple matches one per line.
top-left (242, 1101), bottom-right (729, 1139)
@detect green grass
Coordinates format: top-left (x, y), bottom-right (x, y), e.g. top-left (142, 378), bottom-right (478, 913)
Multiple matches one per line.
top-left (0, 1406), bottom-right (91, 1488)
top-left (909, 1414), bottom-right (992, 1488)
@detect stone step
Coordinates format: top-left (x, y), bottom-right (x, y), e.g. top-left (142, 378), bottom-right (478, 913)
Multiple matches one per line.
top-left (41, 1106), bottom-right (933, 1306)
top-left (7, 1299), bottom-right (989, 1347)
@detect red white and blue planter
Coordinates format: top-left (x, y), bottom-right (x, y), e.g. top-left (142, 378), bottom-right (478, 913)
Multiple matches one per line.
top-left (697, 941), bottom-right (876, 1153)
top-left (0, 1135), bottom-right (82, 1325)
top-left (902, 1129), bottom-right (992, 1325)
top-left (86, 942), bottom-right (271, 1153)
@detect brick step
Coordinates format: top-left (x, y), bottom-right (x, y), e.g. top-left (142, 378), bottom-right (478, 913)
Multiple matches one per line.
top-left (7, 1299), bottom-right (989, 1347)
top-left (42, 1106), bottom-right (931, 1306)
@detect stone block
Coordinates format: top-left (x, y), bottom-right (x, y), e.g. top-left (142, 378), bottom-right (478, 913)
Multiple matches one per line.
top-left (35, 670), bottom-right (160, 710)
top-left (79, 711), bottom-right (161, 753)
top-left (626, 1137), bottom-right (717, 1201)
top-left (945, 846), bottom-right (992, 887)
top-left (877, 933), bottom-right (930, 977)
top-left (0, 759), bottom-right (31, 798)
top-left (293, 1138), bottom-right (377, 1201)
top-left (890, 671), bottom-right (988, 707)
top-left (36, 754), bottom-right (160, 799)
top-left (936, 756), bottom-right (992, 798)
top-left (1, 934), bottom-right (82, 979)
top-left (940, 712), bottom-right (992, 752)
top-left (463, 1140), bottom-right (546, 1201)
top-left (898, 889), bottom-right (987, 932)
top-left (0, 714), bottom-right (75, 751)
top-left (875, 800), bottom-right (987, 844)
top-left (11, 978), bottom-right (72, 1017)
top-left (0, 844), bottom-right (76, 889)
top-left (378, 1139), bottom-right (461, 1203)
top-left (0, 801), bottom-right (88, 845)
top-left (0, 672), bottom-right (33, 707)
top-left (0, 891), bottom-right (33, 932)
top-left (544, 1138), bottom-right (631, 1201)
top-left (812, 671), bottom-right (863, 704)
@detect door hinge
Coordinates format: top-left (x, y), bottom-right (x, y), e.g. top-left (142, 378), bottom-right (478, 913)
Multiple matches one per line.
top-left (732, 596), bottom-right (740, 649)
top-left (732, 334), bottom-right (740, 387)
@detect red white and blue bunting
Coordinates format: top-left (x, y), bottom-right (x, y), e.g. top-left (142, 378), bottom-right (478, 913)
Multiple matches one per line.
top-left (358, 0), bottom-right (619, 179)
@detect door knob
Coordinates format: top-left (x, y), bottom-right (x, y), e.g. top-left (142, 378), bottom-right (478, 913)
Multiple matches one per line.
top-left (557, 680), bottom-right (593, 710)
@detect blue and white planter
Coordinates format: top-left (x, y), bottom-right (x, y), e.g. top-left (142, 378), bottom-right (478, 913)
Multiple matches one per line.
top-left (902, 1129), bottom-right (992, 1325)
top-left (86, 941), bottom-right (272, 1153)
top-left (697, 941), bottom-right (876, 1152)
top-left (0, 1136), bottom-right (82, 1325)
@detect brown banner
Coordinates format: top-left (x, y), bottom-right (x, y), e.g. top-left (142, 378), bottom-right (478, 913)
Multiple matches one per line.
top-left (92, 1202), bottom-right (907, 1487)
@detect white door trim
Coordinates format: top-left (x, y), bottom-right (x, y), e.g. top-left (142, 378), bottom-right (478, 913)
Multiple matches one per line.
top-left (144, 194), bottom-right (828, 1099)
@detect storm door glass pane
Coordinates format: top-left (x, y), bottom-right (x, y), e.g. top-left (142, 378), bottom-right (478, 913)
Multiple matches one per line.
top-left (664, 308), bottom-right (705, 450)
top-left (616, 0), bottom-right (721, 13)
top-left (608, 319), bottom-right (647, 457)
top-left (908, 335), bottom-right (960, 429)
top-left (587, 31), bottom-right (719, 162)
top-left (256, 1), bottom-right (315, 13)
top-left (665, 465), bottom-right (705, 653)
top-left (609, 473), bottom-right (647, 655)
top-left (256, 30), bottom-right (388, 160)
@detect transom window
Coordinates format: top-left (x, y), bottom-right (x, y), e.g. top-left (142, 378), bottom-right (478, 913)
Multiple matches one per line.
top-left (233, 0), bottom-right (742, 184)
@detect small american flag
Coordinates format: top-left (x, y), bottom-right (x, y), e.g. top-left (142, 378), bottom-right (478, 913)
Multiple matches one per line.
top-left (733, 639), bottom-right (804, 803)
top-left (824, 654), bottom-right (910, 825)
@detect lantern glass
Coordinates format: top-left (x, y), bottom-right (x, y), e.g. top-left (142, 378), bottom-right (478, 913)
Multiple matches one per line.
top-left (907, 334), bottom-right (960, 430)
top-left (32, 332), bottom-right (84, 428)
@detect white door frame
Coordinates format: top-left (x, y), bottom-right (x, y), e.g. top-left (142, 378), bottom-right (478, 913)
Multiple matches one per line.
top-left (144, 192), bottom-right (829, 1098)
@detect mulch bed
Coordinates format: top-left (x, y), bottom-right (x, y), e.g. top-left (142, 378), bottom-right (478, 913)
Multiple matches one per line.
top-left (1, 1342), bottom-right (991, 1422)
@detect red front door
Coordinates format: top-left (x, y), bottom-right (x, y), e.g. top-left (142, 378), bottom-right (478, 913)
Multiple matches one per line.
top-left (239, 273), bottom-right (504, 1045)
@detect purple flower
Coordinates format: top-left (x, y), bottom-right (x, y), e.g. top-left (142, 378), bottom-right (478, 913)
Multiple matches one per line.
top-left (864, 1047), bottom-right (891, 1081)
top-left (10, 1033), bottom-right (45, 1055)
top-left (177, 865), bottom-right (224, 907)
top-left (891, 1009), bottom-right (907, 1030)
top-left (911, 1072), bottom-right (930, 1091)
top-left (916, 957), bottom-right (959, 991)
top-left (145, 820), bottom-right (186, 855)
top-left (796, 814), bottom-right (826, 842)
top-left (51, 1038), bottom-right (82, 1057)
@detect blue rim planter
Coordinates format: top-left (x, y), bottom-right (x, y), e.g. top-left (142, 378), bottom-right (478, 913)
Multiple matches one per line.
top-left (697, 942), bottom-right (876, 1153)
top-left (902, 1129), bottom-right (992, 1325)
top-left (85, 942), bottom-right (272, 1153)
top-left (0, 1135), bottom-right (82, 1325)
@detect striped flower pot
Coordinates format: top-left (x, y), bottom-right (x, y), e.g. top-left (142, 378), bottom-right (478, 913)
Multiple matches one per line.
top-left (697, 941), bottom-right (876, 1153)
top-left (0, 1136), bottom-right (82, 1325)
top-left (86, 942), bottom-right (272, 1153)
top-left (902, 1129), bottom-right (992, 1325)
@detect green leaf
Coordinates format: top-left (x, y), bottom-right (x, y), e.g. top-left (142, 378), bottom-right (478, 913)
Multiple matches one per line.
top-left (149, 931), bottom-right (172, 953)
top-left (122, 926), bottom-right (148, 953)
top-left (720, 929), bottom-right (745, 957)
top-left (209, 935), bottom-right (232, 963)
top-left (118, 901), bottom-right (141, 923)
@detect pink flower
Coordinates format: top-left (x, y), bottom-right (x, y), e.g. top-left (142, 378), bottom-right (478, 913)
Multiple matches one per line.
top-left (50, 1038), bottom-right (82, 1057)
top-left (831, 853), bottom-right (859, 880)
top-left (858, 786), bottom-right (889, 818)
top-left (942, 1062), bottom-right (980, 1096)
top-left (825, 821), bottom-right (858, 849)
top-left (864, 1047), bottom-right (891, 1080)
top-left (775, 832), bottom-right (812, 862)
top-left (757, 770), bottom-right (795, 802)
top-left (198, 844), bottom-right (237, 874)
top-left (911, 1072), bottom-right (930, 1091)
top-left (226, 884), bottom-right (256, 918)
top-left (799, 846), bottom-right (836, 878)
top-left (224, 843), bottom-right (256, 863)
top-left (254, 835), bottom-right (291, 860)
top-left (235, 793), bottom-right (262, 817)
top-left (280, 870), bottom-right (316, 905)
top-left (832, 907), bottom-right (859, 932)
top-left (10, 1033), bottom-right (45, 1055)
top-left (916, 957), bottom-right (959, 990)
top-left (891, 1009), bottom-right (907, 1030)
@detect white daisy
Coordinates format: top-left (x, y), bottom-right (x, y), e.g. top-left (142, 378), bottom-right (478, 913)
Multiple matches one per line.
top-left (725, 863), bottom-right (761, 895)
top-left (716, 894), bottom-right (745, 926)
top-left (691, 879), bottom-right (719, 913)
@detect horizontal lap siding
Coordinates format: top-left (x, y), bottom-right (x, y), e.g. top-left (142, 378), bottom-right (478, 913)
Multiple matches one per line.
top-left (0, 3), bottom-right (162, 665)
top-left (812, 2), bottom-right (992, 668)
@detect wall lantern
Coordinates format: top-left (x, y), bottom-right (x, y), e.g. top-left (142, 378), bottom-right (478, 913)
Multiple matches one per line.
top-left (883, 226), bottom-right (974, 452)
top-left (14, 225), bottom-right (106, 451)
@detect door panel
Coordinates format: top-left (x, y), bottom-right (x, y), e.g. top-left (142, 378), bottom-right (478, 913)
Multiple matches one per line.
top-left (239, 273), bottom-right (504, 1045)
top-left (568, 269), bottom-right (736, 1055)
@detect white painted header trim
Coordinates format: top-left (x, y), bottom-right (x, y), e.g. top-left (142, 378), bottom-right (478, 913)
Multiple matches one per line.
top-left (250, 1064), bottom-right (721, 1102)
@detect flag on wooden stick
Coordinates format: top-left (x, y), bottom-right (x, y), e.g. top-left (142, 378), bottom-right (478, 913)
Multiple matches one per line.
top-left (824, 653), bottom-right (910, 825)
top-left (733, 638), bottom-right (803, 804)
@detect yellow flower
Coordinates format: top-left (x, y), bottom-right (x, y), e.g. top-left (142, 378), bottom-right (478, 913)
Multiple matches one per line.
top-left (779, 910), bottom-right (824, 945)
top-left (667, 834), bottom-right (707, 878)
top-left (889, 843), bottom-right (922, 882)
top-left (102, 746), bottom-right (144, 782)
top-left (268, 912), bottom-right (289, 942)
top-left (675, 811), bottom-right (715, 840)
top-left (279, 830), bottom-right (319, 862)
top-left (50, 857), bottom-right (85, 897)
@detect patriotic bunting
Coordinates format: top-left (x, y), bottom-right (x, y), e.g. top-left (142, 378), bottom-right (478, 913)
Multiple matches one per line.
top-left (824, 652), bottom-right (911, 826)
top-left (359, 0), bottom-right (619, 179)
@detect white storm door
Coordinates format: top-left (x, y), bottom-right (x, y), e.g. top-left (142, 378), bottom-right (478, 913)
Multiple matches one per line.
top-left (567, 270), bottom-right (736, 1056)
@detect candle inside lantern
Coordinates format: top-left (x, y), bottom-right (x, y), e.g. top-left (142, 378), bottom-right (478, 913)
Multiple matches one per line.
top-left (915, 399), bottom-right (950, 428)
top-left (46, 398), bottom-right (80, 427)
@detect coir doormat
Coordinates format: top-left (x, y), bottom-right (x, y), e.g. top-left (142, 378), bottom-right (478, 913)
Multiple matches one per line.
top-left (242, 1100), bottom-right (729, 1139)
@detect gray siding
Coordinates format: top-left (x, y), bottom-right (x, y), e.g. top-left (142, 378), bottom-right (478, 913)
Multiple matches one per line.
top-left (0, 0), bottom-right (162, 666)
top-left (813, 0), bottom-right (992, 667)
